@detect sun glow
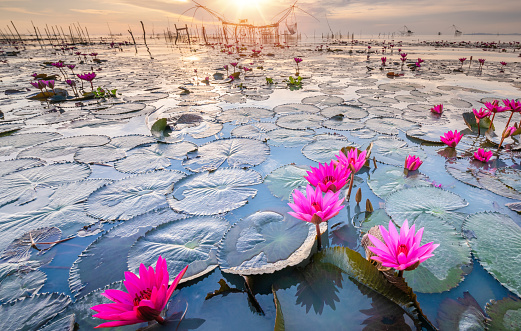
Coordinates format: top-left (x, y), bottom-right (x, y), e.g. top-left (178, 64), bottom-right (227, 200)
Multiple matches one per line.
top-left (223, 0), bottom-right (268, 24)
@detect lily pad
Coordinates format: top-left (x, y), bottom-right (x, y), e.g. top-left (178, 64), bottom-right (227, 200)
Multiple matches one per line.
top-left (264, 164), bottom-right (310, 201)
top-left (2, 227), bottom-right (62, 262)
top-left (128, 216), bottom-right (229, 282)
top-left (276, 113), bottom-right (325, 130)
top-left (73, 134), bottom-right (155, 164)
top-left (266, 129), bottom-right (315, 147)
top-left (0, 162), bottom-right (91, 207)
top-left (273, 103), bottom-right (320, 114)
top-left (463, 212), bottom-right (521, 297)
top-left (218, 211), bottom-right (322, 275)
top-left (385, 186), bottom-right (468, 222)
top-left (371, 137), bottom-right (427, 166)
top-left (231, 122), bottom-right (278, 140)
top-left (182, 138), bottom-right (269, 173)
top-left (302, 135), bottom-right (356, 163)
top-left (38, 314), bottom-right (75, 331)
top-left (320, 105), bottom-right (368, 120)
top-left (322, 116), bottom-right (365, 131)
top-left (486, 296), bottom-right (521, 330)
top-left (301, 95), bottom-right (344, 107)
top-left (69, 208), bottom-right (185, 297)
top-left (216, 107), bottom-right (273, 124)
top-left (365, 117), bottom-right (420, 135)
top-left (114, 142), bottom-right (197, 173)
top-left (0, 270), bottom-right (46, 303)
top-left (17, 135), bottom-right (110, 159)
top-left (367, 167), bottom-right (431, 199)
top-left (0, 293), bottom-right (71, 331)
top-left (0, 158), bottom-right (45, 177)
top-left (168, 168), bottom-right (262, 215)
top-left (437, 292), bottom-right (487, 331)
top-left (87, 170), bottom-right (186, 221)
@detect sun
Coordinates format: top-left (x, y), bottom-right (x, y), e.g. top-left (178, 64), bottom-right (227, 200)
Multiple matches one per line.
top-left (227, 0), bottom-right (267, 23)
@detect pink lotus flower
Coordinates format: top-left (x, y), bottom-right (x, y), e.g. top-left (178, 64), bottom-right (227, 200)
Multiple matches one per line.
top-left (288, 184), bottom-right (344, 249)
top-left (474, 148), bottom-right (493, 162)
top-left (367, 220), bottom-right (439, 271)
top-left (404, 155), bottom-right (422, 171)
top-left (500, 61), bottom-right (507, 66)
top-left (459, 57), bottom-right (467, 63)
top-left (77, 72), bottom-right (96, 82)
top-left (92, 256), bottom-right (188, 328)
top-left (503, 126), bottom-right (517, 138)
top-left (335, 148), bottom-right (367, 174)
top-left (294, 57), bottom-right (302, 64)
top-left (305, 160), bottom-right (351, 193)
top-left (440, 130), bottom-right (463, 147)
top-left (502, 99), bottom-right (521, 113)
top-left (478, 58), bottom-right (485, 65)
top-left (230, 62), bottom-right (238, 67)
top-left (430, 104), bottom-right (443, 114)
top-left (484, 100), bottom-right (508, 113)
top-left (473, 108), bottom-right (491, 121)
top-left (381, 57), bottom-right (387, 65)
top-left (400, 53), bottom-right (407, 58)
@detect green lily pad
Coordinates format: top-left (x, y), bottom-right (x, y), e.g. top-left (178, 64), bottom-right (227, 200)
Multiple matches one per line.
top-left (486, 296), bottom-right (521, 330)
top-left (365, 118), bottom-right (420, 135)
top-left (358, 209), bottom-right (391, 233)
top-left (0, 293), bottom-right (71, 331)
top-left (231, 122), bottom-right (278, 140)
top-left (87, 170), bottom-right (186, 221)
top-left (182, 138), bottom-right (269, 173)
top-left (0, 162), bottom-right (91, 207)
top-left (38, 314), bottom-right (75, 331)
top-left (367, 167), bottom-right (431, 199)
top-left (322, 116), bottom-right (365, 131)
top-left (276, 113), bottom-right (325, 130)
top-left (302, 135), bottom-right (357, 163)
top-left (114, 142), bottom-right (197, 173)
top-left (69, 208), bottom-right (185, 297)
top-left (437, 292), bottom-right (487, 331)
top-left (216, 107), bottom-right (273, 124)
top-left (0, 158), bottom-right (45, 177)
top-left (17, 135), bottom-right (110, 159)
top-left (128, 216), bottom-right (229, 282)
top-left (371, 137), bottom-right (427, 167)
top-left (218, 211), bottom-right (323, 275)
top-left (266, 129), bottom-right (315, 147)
top-left (385, 186), bottom-right (468, 222)
top-left (168, 168), bottom-right (262, 215)
top-left (264, 164), bottom-right (309, 201)
top-left (0, 270), bottom-right (46, 303)
top-left (463, 212), bottom-right (521, 297)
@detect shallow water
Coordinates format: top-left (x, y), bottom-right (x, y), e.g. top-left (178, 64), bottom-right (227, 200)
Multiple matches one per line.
top-left (0, 38), bottom-right (520, 330)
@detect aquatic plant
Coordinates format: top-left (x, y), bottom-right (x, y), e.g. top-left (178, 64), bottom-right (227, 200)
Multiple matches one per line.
top-left (430, 104), bottom-right (443, 114)
top-left (294, 57), bottom-right (302, 74)
top-left (404, 155), bottom-right (422, 171)
top-left (497, 124), bottom-right (520, 152)
top-left (30, 80), bottom-right (46, 94)
top-left (501, 99), bottom-right (521, 131)
top-left (484, 100), bottom-right (508, 129)
top-left (459, 57), bottom-right (466, 68)
top-left (367, 220), bottom-right (439, 276)
top-left (65, 79), bottom-right (78, 96)
top-left (230, 62), bottom-right (238, 73)
top-left (77, 72), bottom-right (96, 91)
top-left (381, 56), bottom-right (387, 66)
top-left (473, 108), bottom-right (491, 135)
top-left (304, 160), bottom-right (351, 193)
top-left (288, 184), bottom-right (344, 250)
top-left (440, 130), bottom-right (463, 147)
top-left (91, 256), bottom-right (188, 328)
top-left (336, 148), bottom-right (367, 201)
top-left (474, 148), bottom-right (493, 162)
top-left (286, 75), bottom-right (302, 90)
top-left (478, 58), bottom-right (485, 70)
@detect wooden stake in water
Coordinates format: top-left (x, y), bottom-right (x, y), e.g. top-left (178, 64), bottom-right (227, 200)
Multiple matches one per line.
top-left (140, 21), bottom-right (153, 59)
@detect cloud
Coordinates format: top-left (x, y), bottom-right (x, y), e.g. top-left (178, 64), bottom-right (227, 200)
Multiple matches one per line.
top-left (1, 6), bottom-right (47, 15)
top-left (70, 9), bottom-right (122, 15)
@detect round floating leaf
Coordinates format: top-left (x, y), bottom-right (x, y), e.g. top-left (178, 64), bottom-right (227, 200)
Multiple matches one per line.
top-left (385, 186), bottom-right (468, 223)
top-left (17, 135), bottom-right (110, 159)
top-left (367, 167), bottom-right (431, 199)
top-left (0, 270), bottom-right (46, 303)
top-left (0, 134), bottom-right (61, 154)
top-left (320, 105), bottom-right (368, 119)
top-left (273, 103), bottom-right (320, 114)
top-left (38, 314), bottom-right (75, 331)
top-left (496, 168), bottom-right (521, 193)
top-left (365, 117), bottom-right (420, 135)
top-left (358, 96), bottom-right (396, 107)
top-left (486, 296), bottom-right (521, 330)
top-left (358, 209), bottom-right (391, 233)
top-left (182, 138), bottom-right (269, 173)
top-left (231, 122), bottom-right (277, 140)
top-left (371, 137), bottom-right (426, 166)
top-left (0, 158), bottom-right (45, 177)
top-left (445, 157), bottom-right (493, 189)
top-left (69, 209), bottom-right (185, 297)
top-left (216, 107), bottom-right (273, 124)
top-left (266, 128), bottom-right (315, 147)
top-left (302, 135), bottom-right (357, 163)
top-left (73, 134), bottom-right (155, 164)
top-left (401, 214), bottom-right (471, 293)
top-left (301, 95), bottom-right (344, 107)
top-left (93, 102), bottom-right (145, 115)
top-left (168, 168), bottom-right (262, 215)
top-left (0, 162), bottom-right (91, 207)
top-left (87, 170), bottom-right (186, 221)
top-left (2, 227), bottom-right (61, 262)
top-left (463, 212), bottom-right (521, 297)
top-left (115, 142), bottom-right (197, 173)
top-left (276, 113), bottom-right (325, 130)
top-left (218, 211), bottom-right (322, 275)
top-left (128, 216), bottom-right (229, 282)
top-left (322, 116), bottom-right (365, 131)
top-left (264, 164), bottom-right (309, 201)
top-left (437, 292), bottom-right (487, 331)
top-left (476, 171), bottom-right (521, 200)
top-left (0, 293), bottom-right (71, 331)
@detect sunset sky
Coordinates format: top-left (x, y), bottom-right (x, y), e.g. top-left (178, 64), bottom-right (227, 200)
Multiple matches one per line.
top-left (1, 0), bottom-right (521, 37)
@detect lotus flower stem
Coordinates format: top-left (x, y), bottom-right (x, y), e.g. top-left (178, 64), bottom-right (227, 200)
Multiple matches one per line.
top-left (315, 223), bottom-right (322, 250)
top-left (346, 164), bottom-right (355, 202)
top-left (504, 112), bottom-right (515, 132)
top-left (398, 270), bottom-right (404, 278)
top-left (488, 112), bottom-right (496, 130)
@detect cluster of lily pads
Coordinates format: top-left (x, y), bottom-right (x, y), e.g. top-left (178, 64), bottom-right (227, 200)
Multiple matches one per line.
top-left (1, 35), bottom-right (521, 330)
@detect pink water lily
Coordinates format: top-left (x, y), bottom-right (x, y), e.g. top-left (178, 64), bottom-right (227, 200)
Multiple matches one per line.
top-left (305, 160), bottom-right (351, 193)
top-left (440, 130), bottom-right (463, 147)
top-left (474, 148), bottom-right (493, 162)
top-left (335, 148), bottom-right (367, 174)
top-left (288, 184), bottom-right (344, 249)
top-left (473, 107), bottom-right (491, 135)
top-left (430, 104), bottom-right (443, 114)
top-left (381, 57), bottom-right (387, 65)
top-left (91, 256), bottom-right (188, 328)
top-left (367, 220), bottom-right (439, 272)
top-left (404, 155), bottom-right (422, 171)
